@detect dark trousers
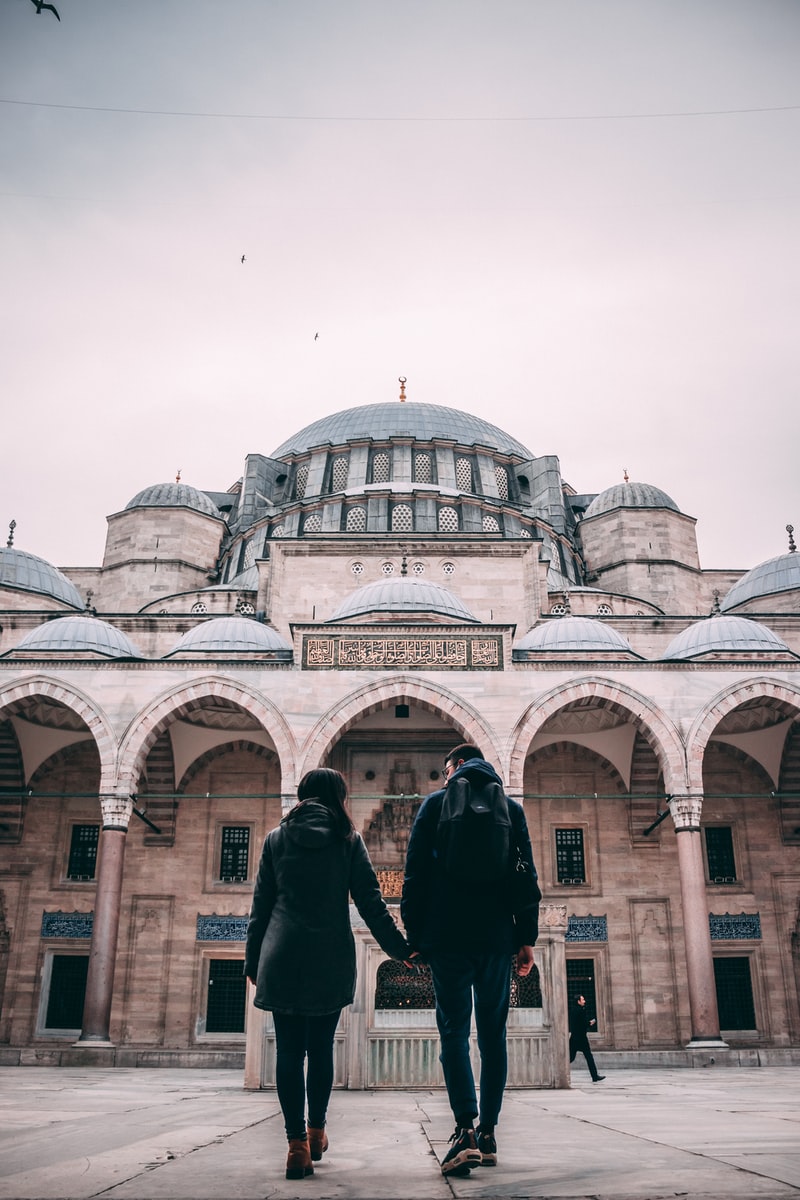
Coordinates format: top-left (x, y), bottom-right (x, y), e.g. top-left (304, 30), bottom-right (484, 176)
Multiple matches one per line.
top-left (272, 1010), bottom-right (342, 1140)
top-left (428, 949), bottom-right (512, 1129)
top-left (569, 1033), bottom-right (600, 1080)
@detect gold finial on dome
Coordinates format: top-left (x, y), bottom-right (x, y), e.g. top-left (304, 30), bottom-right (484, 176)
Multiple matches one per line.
top-left (788, 524), bottom-right (796, 553)
top-left (7, 519), bottom-right (16, 548)
top-left (623, 468), bottom-right (629, 483)
top-left (398, 376), bottom-right (407, 402)
top-left (176, 469), bottom-right (182, 483)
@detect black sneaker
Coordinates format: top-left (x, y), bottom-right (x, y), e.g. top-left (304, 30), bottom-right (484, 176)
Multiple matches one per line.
top-left (476, 1127), bottom-right (497, 1167)
top-left (441, 1127), bottom-right (481, 1177)
top-left (592, 1074), bottom-right (606, 1082)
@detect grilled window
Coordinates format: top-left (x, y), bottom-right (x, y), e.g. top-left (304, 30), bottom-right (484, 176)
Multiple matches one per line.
top-left (714, 957), bottom-right (756, 1029)
top-left (371, 451), bottom-right (390, 483)
top-left (346, 506), bottom-right (367, 532)
top-left (556, 828), bottom-right (586, 884)
top-left (705, 826), bottom-right (737, 883)
top-left (219, 826), bottom-right (250, 882)
top-left (331, 455), bottom-right (349, 491)
top-left (294, 463), bottom-right (309, 499)
top-left (391, 503), bottom-right (413, 532)
top-left (413, 452), bottom-right (433, 483)
top-left (455, 456), bottom-right (473, 491)
top-left (483, 514), bottom-right (501, 533)
top-left (438, 506), bottom-right (459, 532)
top-left (494, 465), bottom-right (509, 499)
top-left (67, 824), bottom-right (99, 881)
top-left (303, 512), bottom-right (322, 533)
top-left (45, 955), bottom-right (89, 1030)
top-left (206, 959), bottom-right (246, 1033)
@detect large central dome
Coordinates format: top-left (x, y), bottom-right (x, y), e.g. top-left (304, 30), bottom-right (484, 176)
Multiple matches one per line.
top-left (271, 402), bottom-right (533, 460)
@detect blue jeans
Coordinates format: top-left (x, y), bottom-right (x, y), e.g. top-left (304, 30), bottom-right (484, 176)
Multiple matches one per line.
top-left (272, 1010), bottom-right (342, 1140)
top-left (428, 950), bottom-right (512, 1128)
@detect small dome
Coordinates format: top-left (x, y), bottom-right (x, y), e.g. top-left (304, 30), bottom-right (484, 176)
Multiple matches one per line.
top-left (720, 551), bottom-right (800, 612)
top-left (13, 615), bottom-right (143, 658)
top-left (329, 578), bottom-right (477, 622)
top-left (165, 615), bottom-right (291, 656)
top-left (584, 481), bottom-right (679, 519)
top-left (514, 616), bottom-right (635, 654)
top-left (271, 402), bottom-right (532, 459)
top-left (125, 482), bottom-right (221, 518)
top-left (663, 615), bottom-right (791, 660)
top-left (0, 547), bottom-right (83, 609)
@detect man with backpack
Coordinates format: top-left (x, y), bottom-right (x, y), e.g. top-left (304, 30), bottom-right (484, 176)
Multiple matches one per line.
top-left (401, 743), bottom-right (540, 1178)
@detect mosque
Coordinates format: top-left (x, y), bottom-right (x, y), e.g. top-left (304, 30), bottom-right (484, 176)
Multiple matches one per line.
top-left (0, 390), bottom-right (798, 1083)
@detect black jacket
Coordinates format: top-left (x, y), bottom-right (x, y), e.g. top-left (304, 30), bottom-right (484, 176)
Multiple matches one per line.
top-left (569, 1001), bottom-right (593, 1039)
top-left (401, 759), bottom-right (540, 956)
top-left (245, 800), bottom-right (409, 1015)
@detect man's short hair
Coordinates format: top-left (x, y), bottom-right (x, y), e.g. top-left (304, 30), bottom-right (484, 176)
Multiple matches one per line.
top-left (445, 743), bottom-right (485, 767)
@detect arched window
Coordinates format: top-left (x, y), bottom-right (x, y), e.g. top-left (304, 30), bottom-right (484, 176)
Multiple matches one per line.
top-left (413, 452), bottom-right (433, 483)
top-left (331, 454), bottom-right (349, 491)
top-left (294, 463), bottom-right (309, 500)
top-left (235, 600), bottom-right (255, 615)
top-left (191, 601), bottom-right (208, 614)
top-left (438, 506), bottom-right (459, 532)
top-left (271, 523), bottom-right (286, 538)
top-left (345, 506), bottom-right (367, 532)
top-left (494, 465), bottom-right (509, 500)
top-left (303, 513), bottom-right (322, 533)
top-left (483, 514), bottom-right (501, 533)
top-left (596, 603), bottom-right (613, 615)
top-left (243, 538), bottom-right (256, 569)
top-left (391, 503), bottom-right (413, 532)
top-left (371, 451), bottom-right (390, 484)
top-left (455, 456), bottom-right (473, 491)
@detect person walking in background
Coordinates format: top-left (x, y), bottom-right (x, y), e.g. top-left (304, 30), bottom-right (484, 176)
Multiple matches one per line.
top-left (569, 994), bottom-right (605, 1082)
top-left (401, 744), bottom-right (541, 1177)
top-left (246, 768), bottom-right (412, 1181)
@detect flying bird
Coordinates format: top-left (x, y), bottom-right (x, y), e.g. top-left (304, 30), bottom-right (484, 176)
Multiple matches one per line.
top-left (314, 332), bottom-right (319, 340)
top-left (29, 0), bottom-right (60, 17)
top-left (241, 255), bottom-right (246, 263)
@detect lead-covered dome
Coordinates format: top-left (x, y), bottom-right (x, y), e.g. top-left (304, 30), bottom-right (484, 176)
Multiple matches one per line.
top-left (0, 547), bottom-right (83, 609)
top-left (125, 482), bottom-right (221, 518)
top-left (720, 551), bottom-right (800, 612)
top-left (164, 615), bottom-right (291, 657)
top-left (329, 578), bottom-right (478, 623)
top-left (664, 615), bottom-right (791, 660)
top-left (11, 615), bottom-right (143, 658)
top-left (271, 402), bottom-right (533, 459)
top-left (584, 481), bottom-right (679, 519)
top-left (514, 616), bottom-right (636, 655)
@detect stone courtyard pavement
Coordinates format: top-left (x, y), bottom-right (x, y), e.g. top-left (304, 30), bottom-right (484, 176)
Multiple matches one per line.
top-left (1, 1065), bottom-right (799, 1200)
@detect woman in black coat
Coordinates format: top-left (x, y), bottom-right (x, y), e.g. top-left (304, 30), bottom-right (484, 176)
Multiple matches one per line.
top-left (245, 768), bottom-right (411, 1180)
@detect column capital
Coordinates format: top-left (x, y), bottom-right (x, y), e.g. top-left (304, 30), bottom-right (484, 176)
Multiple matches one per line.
top-left (670, 793), bottom-right (703, 831)
top-left (100, 793), bottom-right (133, 831)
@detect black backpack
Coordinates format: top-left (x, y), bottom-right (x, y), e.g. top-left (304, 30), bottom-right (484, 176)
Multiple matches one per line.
top-left (437, 774), bottom-right (512, 883)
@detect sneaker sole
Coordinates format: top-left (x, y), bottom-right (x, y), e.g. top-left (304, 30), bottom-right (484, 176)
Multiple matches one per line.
top-left (479, 1155), bottom-right (498, 1167)
top-left (442, 1150), bottom-right (482, 1176)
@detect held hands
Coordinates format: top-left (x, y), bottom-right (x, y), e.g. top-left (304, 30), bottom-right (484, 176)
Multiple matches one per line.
top-left (515, 945), bottom-right (535, 977)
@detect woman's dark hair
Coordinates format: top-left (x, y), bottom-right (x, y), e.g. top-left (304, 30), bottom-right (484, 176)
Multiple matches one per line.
top-left (297, 768), bottom-right (356, 839)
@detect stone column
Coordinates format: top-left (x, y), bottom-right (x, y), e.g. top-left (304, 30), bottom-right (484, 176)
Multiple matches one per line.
top-left (670, 794), bottom-right (727, 1047)
top-left (76, 793), bottom-right (133, 1045)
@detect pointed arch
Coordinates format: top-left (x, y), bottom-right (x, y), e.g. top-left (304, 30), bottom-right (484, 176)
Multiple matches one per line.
top-left (686, 677), bottom-right (800, 794)
top-left (116, 675), bottom-right (298, 793)
top-left (507, 675), bottom-right (686, 795)
top-left (299, 674), bottom-right (503, 778)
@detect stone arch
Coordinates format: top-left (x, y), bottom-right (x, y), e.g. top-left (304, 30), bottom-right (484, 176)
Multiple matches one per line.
top-left (686, 677), bottom-right (800, 795)
top-left (116, 676), bottom-right (298, 794)
top-left (299, 674), bottom-right (503, 778)
top-left (0, 675), bottom-right (117, 792)
top-left (524, 739), bottom-right (628, 796)
top-left (177, 739), bottom-right (278, 793)
top-left (28, 740), bottom-right (101, 790)
top-left (507, 675), bottom-right (687, 795)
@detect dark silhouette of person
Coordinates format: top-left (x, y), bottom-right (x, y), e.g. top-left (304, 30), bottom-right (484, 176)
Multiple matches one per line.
top-left (569, 994), bottom-right (605, 1082)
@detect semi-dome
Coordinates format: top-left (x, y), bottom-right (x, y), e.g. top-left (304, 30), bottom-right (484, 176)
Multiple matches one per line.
top-left (664, 615), bottom-right (791, 660)
top-left (0, 547), bottom-right (83, 609)
top-left (584, 481), bottom-right (679, 519)
top-left (514, 616), bottom-right (636, 654)
top-left (271, 402), bottom-right (533, 459)
top-left (720, 551), bottom-right (800, 612)
top-left (164, 615), bottom-right (291, 657)
top-left (11, 615), bottom-right (143, 658)
top-left (329, 577), bottom-right (478, 623)
top-left (125, 482), bottom-right (221, 518)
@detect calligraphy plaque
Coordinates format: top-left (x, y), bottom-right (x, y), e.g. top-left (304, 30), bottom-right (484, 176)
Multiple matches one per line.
top-left (302, 634), bottom-right (503, 670)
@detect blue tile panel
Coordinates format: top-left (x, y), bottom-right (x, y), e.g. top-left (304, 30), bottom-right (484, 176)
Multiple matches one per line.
top-left (41, 911), bottom-right (94, 938)
top-left (566, 915), bottom-right (608, 942)
top-left (709, 912), bottom-right (762, 940)
top-left (196, 915), bottom-right (249, 941)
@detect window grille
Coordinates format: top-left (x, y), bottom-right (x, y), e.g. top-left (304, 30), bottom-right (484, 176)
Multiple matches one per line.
top-left (45, 955), bottom-right (89, 1030)
top-left (303, 513), bottom-right (322, 533)
top-left (520, 527), bottom-right (531, 538)
top-left (705, 826), bottom-right (737, 883)
top-left (67, 824), bottom-right (99, 881)
top-left (371, 451), bottom-right (390, 483)
top-left (235, 600), bottom-right (255, 615)
top-left (191, 601), bottom-right (207, 615)
top-left (442, 561), bottom-right (455, 577)
top-left (206, 959), bottom-right (247, 1033)
top-left (381, 561), bottom-right (395, 576)
top-left (438, 506), bottom-right (459, 533)
top-left (391, 503), bottom-right (413, 532)
top-left (331, 455), bottom-right (349, 491)
top-left (596, 603), bottom-right (613, 615)
top-left (411, 561), bottom-right (425, 576)
top-left (271, 523), bottom-right (285, 538)
top-left (219, 826), bottom-right (250, 882)
top-left (494, 465), bottom-right (509, 499)
top-left (550, 603), bottom-right (567, 615)
top-left (413, 452), bottom-right (433, 483)
top-left (556, 828), bottom-right (586, 884)
top-left (243, 539), bottom-right (256, 569)
top-left (351, 561), bottom-right (364, 576)
top-left (483, 514), bottom-right (501, 533)
top-left (455, 456), bottom-right (473, 491)
top-left (294, 464), bottom-right (308, 499)
top-left (375, 956), bottom-right (541, 1009)
top-left (714, 957), bottom-right (756, 1029)
top-left (346, 506), bottom-right (367, 532)
top-left (566, 958), bottom-right (598, 1030)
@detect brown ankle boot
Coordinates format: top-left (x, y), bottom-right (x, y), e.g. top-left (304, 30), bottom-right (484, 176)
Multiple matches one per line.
top-left (285, 1137), bottom-right (313, 1180)
top-left (307, 1126), bottom-right (329, 1161)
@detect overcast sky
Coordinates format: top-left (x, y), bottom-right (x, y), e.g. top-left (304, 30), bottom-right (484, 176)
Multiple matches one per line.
top-left (1, 0), bottom-right (797, 572)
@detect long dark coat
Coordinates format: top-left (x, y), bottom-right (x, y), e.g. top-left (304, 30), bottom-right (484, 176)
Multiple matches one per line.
top-left (245, 800), bottom-right (409, 1015)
